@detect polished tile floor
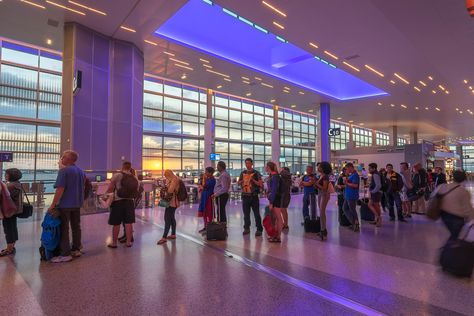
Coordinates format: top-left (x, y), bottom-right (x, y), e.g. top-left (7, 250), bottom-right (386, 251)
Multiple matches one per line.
top-left (1, 190), bottom-right (473, 316)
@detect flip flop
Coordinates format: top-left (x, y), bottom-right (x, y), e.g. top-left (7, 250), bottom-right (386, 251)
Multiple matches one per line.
top-left (107, 244), bottom-right (118, 249)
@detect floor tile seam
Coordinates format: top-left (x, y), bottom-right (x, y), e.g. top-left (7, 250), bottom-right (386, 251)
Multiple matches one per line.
top-left (135, 214), bottom-right (386, 316)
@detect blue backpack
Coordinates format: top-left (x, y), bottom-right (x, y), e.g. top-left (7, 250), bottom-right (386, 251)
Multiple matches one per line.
top-left (40, 213), bottom-right (61, 261)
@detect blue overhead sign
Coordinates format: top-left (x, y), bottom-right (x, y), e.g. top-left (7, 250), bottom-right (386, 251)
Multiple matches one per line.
top-left (0, 152), bottom-right (13, 162)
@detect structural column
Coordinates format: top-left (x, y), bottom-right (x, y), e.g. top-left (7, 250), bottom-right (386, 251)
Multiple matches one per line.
top-left (271, 105), bottom-right (281, 167)
top-left (371, 129), bottom-right (377, 146)
top-left (61, 22), bottom-right (143, 175)
top-left (203, 88), bottom-right (215, 169)
top-left (409, 131), bottom-right (418, 144)
top-left (389, 125), bottom-right (398, 147)
top-left (317, 103), bottom-right (331, 162)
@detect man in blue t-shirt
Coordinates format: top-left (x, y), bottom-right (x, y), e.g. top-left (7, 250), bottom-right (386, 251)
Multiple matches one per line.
top-left (48, 150), bottom-right (85, 263)
top-left (300, 165), bottom-right (317, 221)
top-left (343, 163), bottom-right (360, 232)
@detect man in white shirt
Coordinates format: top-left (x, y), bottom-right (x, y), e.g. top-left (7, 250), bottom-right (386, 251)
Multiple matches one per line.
top-left (212, 161), bottom-right (231, 223)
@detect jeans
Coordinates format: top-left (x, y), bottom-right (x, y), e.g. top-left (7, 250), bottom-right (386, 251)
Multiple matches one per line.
top-left (302, 193), bottom-right (317, 219)
top-left (441, 211), bottom-right (464, 240)
top-left (343, 199), bottom-right (358, 225)
top-left (217, 193), bottom-right (229, 223)
top-left (242, 195), bottom-right (263, 231)
top-left (163, 207), bottom-right (177, 238)
top-left (2, 216), bottom-right (18, 244)
top-left (387, 191), bottom-right (403, 220)
top-left (59, 208), bottom-right (81, 256)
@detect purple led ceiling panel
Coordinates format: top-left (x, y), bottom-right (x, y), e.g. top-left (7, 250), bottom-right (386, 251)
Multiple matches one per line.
top-left (154, 0), bottom-right (388, 100)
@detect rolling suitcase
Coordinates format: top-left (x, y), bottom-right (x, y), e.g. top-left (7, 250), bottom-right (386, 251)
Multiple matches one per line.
top-left (263, 206), bottom-right (277, 238)
top-left (206, 197), bottom-right (227, 241)
top-left (440, 222), bottom-right (474, 277)
top-left (358, 189), bottom-right (374, 222)
top-left (304, 196), bottom-right (321, 233)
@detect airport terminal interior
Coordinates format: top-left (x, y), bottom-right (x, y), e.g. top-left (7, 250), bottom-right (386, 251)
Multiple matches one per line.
top-left (1, 0), bottom-right (474, 315)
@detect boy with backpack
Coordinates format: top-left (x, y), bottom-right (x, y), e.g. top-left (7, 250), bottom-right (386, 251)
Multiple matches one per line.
top-left (386, 163), bottom-right (407, 222)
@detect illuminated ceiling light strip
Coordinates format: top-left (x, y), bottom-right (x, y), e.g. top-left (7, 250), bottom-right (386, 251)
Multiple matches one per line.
top-left (428, 76), bottom-right (434, 80)
top-left (20, 0), bottom-right (46, 9)
top-left (270, 99), bottom-right (276, 103)
top-left (144, 39), bottom-right (157, 46)
top-left (46, 1), bottom-right (85, 15)
top-left (174, 63), bottom-right (193, 71)
top-left (432, 90), bottom-right (437, 94)
top-left (223, 78), bottom-right (231, 82)
top-left (169, 57), bottom-right (189, 65)
top-left (401, 104), bottom-right (407, 108)
top-left (377, 102), bottom-right (382, 105)
top-left (202, 0), bottom-right (213, 5)
top-left (323, 50), bottom-right (339, 60)
top-left (246, 92), bottom-right (252, 96)
top-left (284, 86), bottom-right (290, 90)
top-left (276, 35), bottom-right (287, 43)
top-left (414, 86), bottom-right (421, 92)
top-left (390, 80), bottom-right (396, 84)
top-left (272, 21), bottom-right (285, 29)
top-left (445, 90), bottom-right (450, 94)
top-left (259, 82), bottom-right (272, 88)
top-left (222, 8), bottom-right (238, 18)
top-left (309, 42), bottom-right (319, 49)
top-left (464, 79), bottom-right (468, 84)
top-left (238, 16), bottom-right (254, 27)
top-left (419, 80), bottom-right (427, 87)
top-left (206, 69), bottom-right (230, 78)
top-left (438, 84), bottom-right (445, 91)
top-left (283, 90), bottom-right (290, 93)
top-left (199, 58), bottom-right (210, 63)
top-left (120, 25), bottom-right (136, 33)
top-left (342, 61), bottom-right (360, 72)
top-left (163, 51), bottom-right (175, 56)
top-left (262, 1), bottom-right (287, 17)
top-left (217, 85), bottom-right (222, 89)
top-left (394, 73), bottom-right (410, 84)
top-left (254, 77), bottom-right (262, 81)
top-left (203, 64), bottom-right (213, 69)
top-left (68, 1), bottom-right (106, 15)
top-left (254, 24), bottom-right (268, 34)
top-left (435, 107), bottom-right (441, 111)
top-left (298, 91), bottom-right (305, 95)
top-left (242, 80), bottom-right (250, 84)
top-left (241, 76), bottom-right (250, 80)
top-left (364, 64), bottom-right (384, 77)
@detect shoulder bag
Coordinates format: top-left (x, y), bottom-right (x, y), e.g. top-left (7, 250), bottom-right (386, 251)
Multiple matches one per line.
top-left (17, 186), bottom-right (33, 219)
top-left (426, 185), bottom-right (460, 220)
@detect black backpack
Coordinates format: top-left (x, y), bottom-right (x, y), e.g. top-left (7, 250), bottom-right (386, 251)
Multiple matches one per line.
top-left (176, 180), bottom-right (188, 202)
top-left (117, 173), bottom-right (140, 198)
top-left (380, 175), bottom-right (389, 192)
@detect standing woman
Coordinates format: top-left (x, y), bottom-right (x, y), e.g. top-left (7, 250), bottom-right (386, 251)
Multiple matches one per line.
top-left (315, 161), bottom-right (332, 240)
top-left (266, 162), bottom-right (283, 242)
top-left (279, 167), bottom-right (292, 230)
top-left (197, 167), bottom-right (216, 234)
top-left (157, 170), bottom-right (181, 245)
top-left (368, 163), bottom-right (383, 227)
top-left (1, 168), bottom-right (23, 257)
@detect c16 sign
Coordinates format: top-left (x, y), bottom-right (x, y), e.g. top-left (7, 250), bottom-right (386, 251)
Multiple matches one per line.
top-left (328, 128), bottom-right (341, 137)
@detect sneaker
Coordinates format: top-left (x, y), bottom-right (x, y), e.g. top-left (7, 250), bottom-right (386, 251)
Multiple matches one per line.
top-left (255, 231), bottom-right (262, 237)
top-left (51, 256), bottom-right (73, 263)
top-left (242, 229), bottom-right (250, 235)
top-left (71, 250), bottom-right (82, 258)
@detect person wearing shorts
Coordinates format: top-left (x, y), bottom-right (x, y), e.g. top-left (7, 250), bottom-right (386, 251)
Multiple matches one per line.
top-left (106, 162), bottom-right (137, 248)
top-left (279, 167), bottom-right (292, 229)
top-left (266, 162), bottom-right (282, 242)
top-left (368, 163), bottom-right (382, 227)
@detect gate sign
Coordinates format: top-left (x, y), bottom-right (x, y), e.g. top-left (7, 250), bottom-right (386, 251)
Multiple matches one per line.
top-left (0, 152), bottom-right (13, 162)
top-left (328, 128), bottom-right (341, 137)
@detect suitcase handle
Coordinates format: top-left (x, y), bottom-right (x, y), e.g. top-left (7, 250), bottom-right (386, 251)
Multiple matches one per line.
top-left (212, 196), bottom-right (220, 223)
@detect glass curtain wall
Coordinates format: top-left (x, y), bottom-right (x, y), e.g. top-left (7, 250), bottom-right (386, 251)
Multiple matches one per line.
top-left (376, 131), bottom-right (390, 146)
top-left (0, 39), bottom-right (61, 191)
top-left (397, 137), bottom-right (407, 146)
top-left (329, 121), bottom-right (350, 150)
top-left (462, 146), bottom-right (474, 172)
top-left (352, 126), bottom-right (373, 147)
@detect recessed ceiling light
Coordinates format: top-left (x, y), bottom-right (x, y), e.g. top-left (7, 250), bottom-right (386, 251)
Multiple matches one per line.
top-left (169, 57), bottom-right (189, 65)
top-left (217, 85), bottom-right (222, 89)
top-left (428, 76), bottom-right (434, 80)
top-left (120, 25), bottom-right (136, 32)
top-left (308, 109), bottom-right (314, 113)
top-left (415, 107), bottom-right (419, 110)
top-left (241, 76), bottom-right (250, 80)
top-left (377, 102), bottom-right (382, 105)
top-left (414, 86), bottom-right (421, 92)
top-left (425, 107), bottom-right (429, 110)
top-left (20, 0), bottom-right (46, 9)
top-left (46, 38), bottom-right (52, 45)
top-left (394, 73), bottom-right (410, 84)
top-left (390, 104), bottom-right (395, 107)
top-left (206, 69), bottom-right (230, 78)
top-left (390, 80), bottom-right (396, 84)
top-left (262, 1), bottom-right (287, 17)
top-left (163, 51), bottom-right (175, 56)
top-left (360, 123), bottom-right (365, 126)
top-left (401, 104), bottom-right (407, 108)
top-left (223, 78), bottom-right (231, 82)
top-left (349, 120), bottom-right (354, 123)
top-left (291, 104), bottom-right (296, 108)
top-left (272, 21), bottom-right (285, 29)
top-left (365, 64), bottom-right (384, 77)
top-left (242, 80), bottom-right (250, 84)
top-left (324, 50), bottom-right (339, 60)
top-left (261, 82), bottom-right (273, 88)
top-left (180, 74), bottom-right (187, 80)
top-left (298, 91), bottom-right (305, 95)
top-left (270, 99), bottom-right (276, 103)
top-left (438, 84), bottom-right (445, 91)
top-left (337, 117), bottom-right (342, 120)
top-left (68, 1), bottom-right (106, 15)
top-left (342, 61), bottom-right (360, 72)
top-left (200, 58), bottom-right (210, 63)
top-left (456, 108), bottom-right (459, 111)
top-left (469, 86), bottom-right (473, 90)
top-left (246, 92), bottom-right (252, 96)
top-left (464, 79), bottom-right (468, 84)
top-left (203, 64), bottom-right (213, 69)
top-left (254, 77), bottom-right (262, 81)
top-left (46, 1), bottom-right (85, 15)
top-left (435, 107), bottom-right (441, 111)
top-left (309, 42), bottom-right (319, 49)
top-left (283, 90), bottom-right (290, 93)
top-left (432, 90), bottom-right (437, 94)
top-left (174, 63), bottom-right (193, 71)
top-left (144, 39), bottom-right (158, 46)
top-left (445, 90), bottom-right (450, 94)
top-left (419, 80), bottom-right (427, 87)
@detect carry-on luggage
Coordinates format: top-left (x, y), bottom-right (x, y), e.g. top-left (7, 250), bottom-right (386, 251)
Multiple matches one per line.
top-left (440, 221), bottom-right (474, 278)
top-left (39, 213), bottom-right (61, 261)
top-left (263, 206), bottom-right (277, 238)
top-left (304, 216), bottom-right (321, 233)
top-left (358, 189), bottom-right (374, 221)
top-left (339, 207), bottom-right (352, 226)
top-left (206, 197), bottom-right (227, 241)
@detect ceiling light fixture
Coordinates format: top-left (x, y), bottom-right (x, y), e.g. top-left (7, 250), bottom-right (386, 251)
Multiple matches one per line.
top-left (432, 90), bottom-right (437, 94)
top-left (163, 51), bottom-right (175, 56)
top-left (394, 73), bottom-right (410, 84)
top-left (68, 1), bottom-right (106, 15)
top-left (291, 105), bottom-right (296, 108)
top-left (272, 21), bottom-right (285, 29)
top-left (377, 102), bottom-right (382, 105)
top-left (308, 109), bottom-right (314, 113)
top-left (419, 80), bottom-right (427, 87)
top-left (428, 76), bottom-right (434, 80)
top-left (365, 64), bottom-right (384, 77)
top-left (254, 77), bottom-right (262, 81)
top-left (390, 104), bottom-right (395, 107)
top-left (464, 79), bottom-right (468, 84)
top-left (199, 58), bottom-right (210, 63)
top-left (415, 107), bottom-right (419, 110)
top-left (261, 82), bottom-right (273, 88)
top-left (180, 74), bottom-right (187, 80)
top-left (46, 39), bottom-right (52, 45)
top-left (401, 104), bottom-right (407, 108)
top-left (120, 25), bottom-right (136, 33)
top-left (445, 90), bottom-right (450, 94)
top-left (324, 50), bottom-right (339, 60)
top-left (425, 107), bottom-right (429, 110)
top-left (169, 57), bottom-right (189, 65)
top-left (203, 64), bottom-right (213, 69)
top-left (298, 91), bottom-right (305, 95)
top-left (206, 69), bottom-right (230, 78)
top-left (390, 80), bottom-right (396, 84)
top-left (283, 90), bottom-right (290, 93)
top-left (309, 42), bottom-right (319, 49)
top-left (414, 86), bottom-right (421, 92)
top-left (261, 1), bottom-right (287, 17)
top-left (349, 120), bottom-right (354, 123)
top-left (46, 1), bottom-right (85, 15)
top-left (246, 92), bottom-right (252, 96)
top-left (217, 85), bottom-right (222, 89)
top-left (270, 99), bottom-right (276, 103)
top-left (241, 76), bottom-right (250, 80)
top-left (284, 86), bottom-right (290, 90)
top-left (242, 80), bottom-right (250, 84)
top-left (438, 84), bottom-right (445, 91)
top-left (435, 107), bottom-right (441, 111)
top-left (223, 78), bottom-right (231, 82)
top-left (20, 0), bottom-right (46, 9)
top-left (342, 61), bottom-right (360, 72)
top-left (174, 63), bottom-right (193, 71)
top-left (144, 39), bottom-right (158, 46)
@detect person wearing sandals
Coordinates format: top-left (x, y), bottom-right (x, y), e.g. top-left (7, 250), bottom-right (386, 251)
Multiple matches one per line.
top-left (279, 167), bottom-right (292, 230)
top-left (266, 162), bottom-right (283, 242)
top-left (106, 162), bottom-right (137, 248)
top-left (197, 167), bottom-right (216, 234)
top-left (1, 168), bottom-right (23, 257)
top-left (157, 170), bottom-right (181, 245)
top-left (315, 162), bottom-right (332, 240)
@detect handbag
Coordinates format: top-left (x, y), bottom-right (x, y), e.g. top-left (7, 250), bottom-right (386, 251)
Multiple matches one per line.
top-left (158, 199), bottom-right (170, 208)
top-left (98, 193), bottom-right (114, 209)
top-left (17, 186), bottom-right (33, 219)
top-left (426, 185), bottom-right (460, 220)
top-left (406, 188), bottom-right (419, 202)
top-left (0, 182), bottom-right (17, 218)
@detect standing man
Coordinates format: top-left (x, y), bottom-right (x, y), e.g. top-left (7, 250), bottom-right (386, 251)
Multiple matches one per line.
top-left (238, 158), bottom-right (263, 236)
top-left (212, 161), bottom-right (231, 223)
top-left (49, 150), bottom-right (85, 263)
top-left (399, 162), bottom-right (413, 218)
top-left (412, 163), bottom-right (427, 214)
top-left (300, 165), bottom-right (316, 222)
top-left (434, 167), bottom-right (447, 188)
top-left (343, 163), bottom-right (361, 232)
top-left (386, 163), bottom-right (406, 222)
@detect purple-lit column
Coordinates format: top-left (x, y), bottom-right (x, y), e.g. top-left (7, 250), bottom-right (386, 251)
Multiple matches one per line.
top-left (203, 88), bottom-right (215, 169)
top-left (61, 23), bottom-right (143, 175)
top-left (271, 105), bottom-right (281, 167)
top-left (317, 103), bottom-right (330, 162)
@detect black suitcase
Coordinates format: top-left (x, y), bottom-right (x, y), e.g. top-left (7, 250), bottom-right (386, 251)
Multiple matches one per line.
top-left (206, 198), bottom-right (227, 241)
top-left (360, 200), bottom-right (374, 221)
top-left (304, 217), bottom-right (321, 233)
top-left (339, 208), bottom-right (352, 226)
top-left (440, 240), bottom-right (474, 278)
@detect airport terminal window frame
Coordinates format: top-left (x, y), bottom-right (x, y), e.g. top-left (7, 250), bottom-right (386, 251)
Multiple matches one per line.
top-left (330, 121), bottom-right (350, 150)
top-left (462, 145), bottom-right (474, 172)
top-left (376, 131), bottom-right (390, 146)
top-left (0, 39), bottom-right (61, 190)
top-left (397, 137), bottom-right (407, 146)
top-left (352, 126), bottom-right (373, 147)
